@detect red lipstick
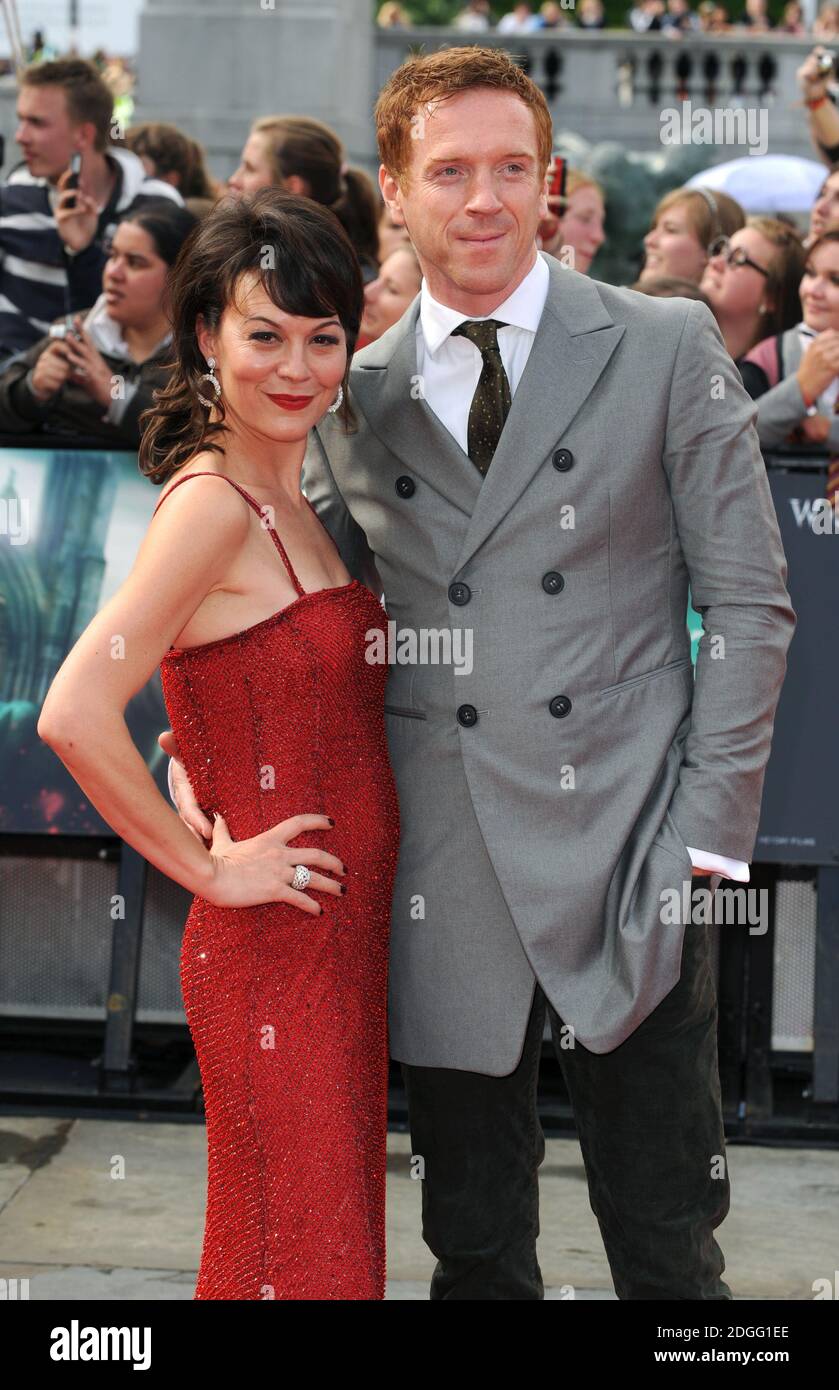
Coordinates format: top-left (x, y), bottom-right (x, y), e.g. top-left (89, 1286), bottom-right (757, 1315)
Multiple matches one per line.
top-left (267, 393), bottom-right (314, 411)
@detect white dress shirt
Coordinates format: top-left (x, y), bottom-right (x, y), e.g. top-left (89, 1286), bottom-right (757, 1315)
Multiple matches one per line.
top-left (415, 249), bottom-right (749, 884)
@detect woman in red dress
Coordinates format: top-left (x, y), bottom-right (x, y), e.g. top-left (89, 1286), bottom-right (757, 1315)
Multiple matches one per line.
top-left (37, 190), bottom-right (400, 1299)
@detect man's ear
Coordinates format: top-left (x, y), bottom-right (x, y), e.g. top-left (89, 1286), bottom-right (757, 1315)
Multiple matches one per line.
top-left (538, 170), bottom-right (549, 224)
top-left (379, 163), bottom-right (406, 225)
top-left (76, 120), bottom-right (97, 155)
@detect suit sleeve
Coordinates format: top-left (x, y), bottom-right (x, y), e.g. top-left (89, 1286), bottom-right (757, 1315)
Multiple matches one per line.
top-left (662, 299), bottom-right (796, 863)
top-left (302, 421), bottom-right (383, 599)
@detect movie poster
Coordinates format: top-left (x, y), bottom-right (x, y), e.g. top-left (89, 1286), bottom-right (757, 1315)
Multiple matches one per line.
top-left (0, 446), bottom-right (168, 834)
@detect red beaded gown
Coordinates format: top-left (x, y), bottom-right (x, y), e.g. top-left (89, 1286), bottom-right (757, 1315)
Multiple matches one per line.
top-left (153, 471), bottom-right (399, 1300)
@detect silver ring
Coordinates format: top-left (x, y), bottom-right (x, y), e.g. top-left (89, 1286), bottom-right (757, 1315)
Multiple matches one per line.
top-left (291, 864), bottom-right (311, 891)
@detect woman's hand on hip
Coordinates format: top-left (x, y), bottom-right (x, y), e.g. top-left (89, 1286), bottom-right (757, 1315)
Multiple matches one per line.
top-left (206, 812), bottom-right (345, 913)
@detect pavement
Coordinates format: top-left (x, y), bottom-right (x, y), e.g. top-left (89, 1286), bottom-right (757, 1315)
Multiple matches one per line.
top-left (0, 1115), bottom-right (836, 1300)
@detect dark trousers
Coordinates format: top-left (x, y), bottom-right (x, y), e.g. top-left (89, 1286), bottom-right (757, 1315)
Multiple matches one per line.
top-left (401, 879), bottom-right (732, 1299)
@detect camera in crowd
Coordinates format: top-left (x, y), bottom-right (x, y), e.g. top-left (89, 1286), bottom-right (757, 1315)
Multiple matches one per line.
top-left (47, 314), bottom-right (82, 342)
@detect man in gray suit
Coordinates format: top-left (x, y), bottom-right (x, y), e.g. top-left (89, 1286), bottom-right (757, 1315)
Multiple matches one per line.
top-left (168, 48), bottom-right (795, 1299)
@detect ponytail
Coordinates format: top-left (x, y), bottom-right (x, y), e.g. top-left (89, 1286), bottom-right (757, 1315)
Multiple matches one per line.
top-left (329, 165), bottom-right (380, 271)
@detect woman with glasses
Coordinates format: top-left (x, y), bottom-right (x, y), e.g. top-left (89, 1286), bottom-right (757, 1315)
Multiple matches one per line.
top-left (738, 230), bottom-right (839, 500)
top-left (700, 219), bottom-right (806, 360)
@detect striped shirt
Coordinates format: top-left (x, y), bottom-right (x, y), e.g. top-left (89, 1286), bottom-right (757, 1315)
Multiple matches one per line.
top-left (0, 146), bottom-right (181, 363)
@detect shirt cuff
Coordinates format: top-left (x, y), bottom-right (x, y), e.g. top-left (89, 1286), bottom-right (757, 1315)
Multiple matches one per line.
top-left (686, 847), bottom-right (750, 882)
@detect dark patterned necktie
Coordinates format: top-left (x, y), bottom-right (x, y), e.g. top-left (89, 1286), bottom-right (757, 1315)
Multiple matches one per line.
top-left (450, 318), bottom-right (512, 475)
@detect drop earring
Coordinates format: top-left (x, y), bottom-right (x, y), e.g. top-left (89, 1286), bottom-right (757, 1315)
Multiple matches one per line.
top-left (326, 383), bottom-right (344, 414)
top-left (197, 356), bottom-right (222, 409)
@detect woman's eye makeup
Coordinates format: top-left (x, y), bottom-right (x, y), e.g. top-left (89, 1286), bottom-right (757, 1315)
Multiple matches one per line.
top-left (247, 331), bottom-right (341, 345)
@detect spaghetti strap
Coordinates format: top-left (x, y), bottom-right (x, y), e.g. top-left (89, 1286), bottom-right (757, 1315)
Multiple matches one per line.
top-left (152, 470), bottom-right (306, 598)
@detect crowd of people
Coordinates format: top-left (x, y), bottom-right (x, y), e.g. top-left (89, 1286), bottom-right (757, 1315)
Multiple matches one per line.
top-left (377, 0), bottom-right (839, 37)
top-left (1, 46), bottom-right (838, 509)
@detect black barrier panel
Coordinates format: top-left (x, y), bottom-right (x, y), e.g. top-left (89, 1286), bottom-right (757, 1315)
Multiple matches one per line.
top-left (0, 444), bottom-right (168, 834)
top-left (0, 440), bottom-right (836, 859)
top-left (754, 459), bottom-right (839, 867)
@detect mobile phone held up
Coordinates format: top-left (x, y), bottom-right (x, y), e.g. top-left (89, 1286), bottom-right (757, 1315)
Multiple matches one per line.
top-left (64, 152), bottom-right (82, 209)
top-left (548, 154), bottom-right (568, 213)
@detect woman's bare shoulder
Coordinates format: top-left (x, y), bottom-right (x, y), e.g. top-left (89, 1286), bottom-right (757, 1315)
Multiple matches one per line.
top-left (154, 452), bottom-right (232, 506)
top-left (149, 458), bottom-right (252, 549)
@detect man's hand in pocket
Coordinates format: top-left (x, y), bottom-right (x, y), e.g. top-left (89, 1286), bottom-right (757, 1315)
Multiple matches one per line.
top-left (158, 729), bottom-right (213, 841)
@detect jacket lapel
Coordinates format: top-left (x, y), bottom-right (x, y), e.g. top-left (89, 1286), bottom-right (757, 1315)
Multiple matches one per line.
top-left (350, 301), bottom-right (483, 517)
top-left (454, 258), bottom-right (625, 574)
top-left (351, 256), bottom-right (626, 561)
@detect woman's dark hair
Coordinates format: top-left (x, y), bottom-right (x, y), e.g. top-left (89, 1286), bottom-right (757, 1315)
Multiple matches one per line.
top-left (138, 188), bottom-right (364, 484)
top-left (106, 200), bottom-right (199, 330)
top-left (126, 122), bottom-right (217, 199)
top-left (251, 115), bottom-right (380, 268)
top-left (114, 198), bottom-right (200, 268)
top-left (334, 167), bottom-right (380, 276)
